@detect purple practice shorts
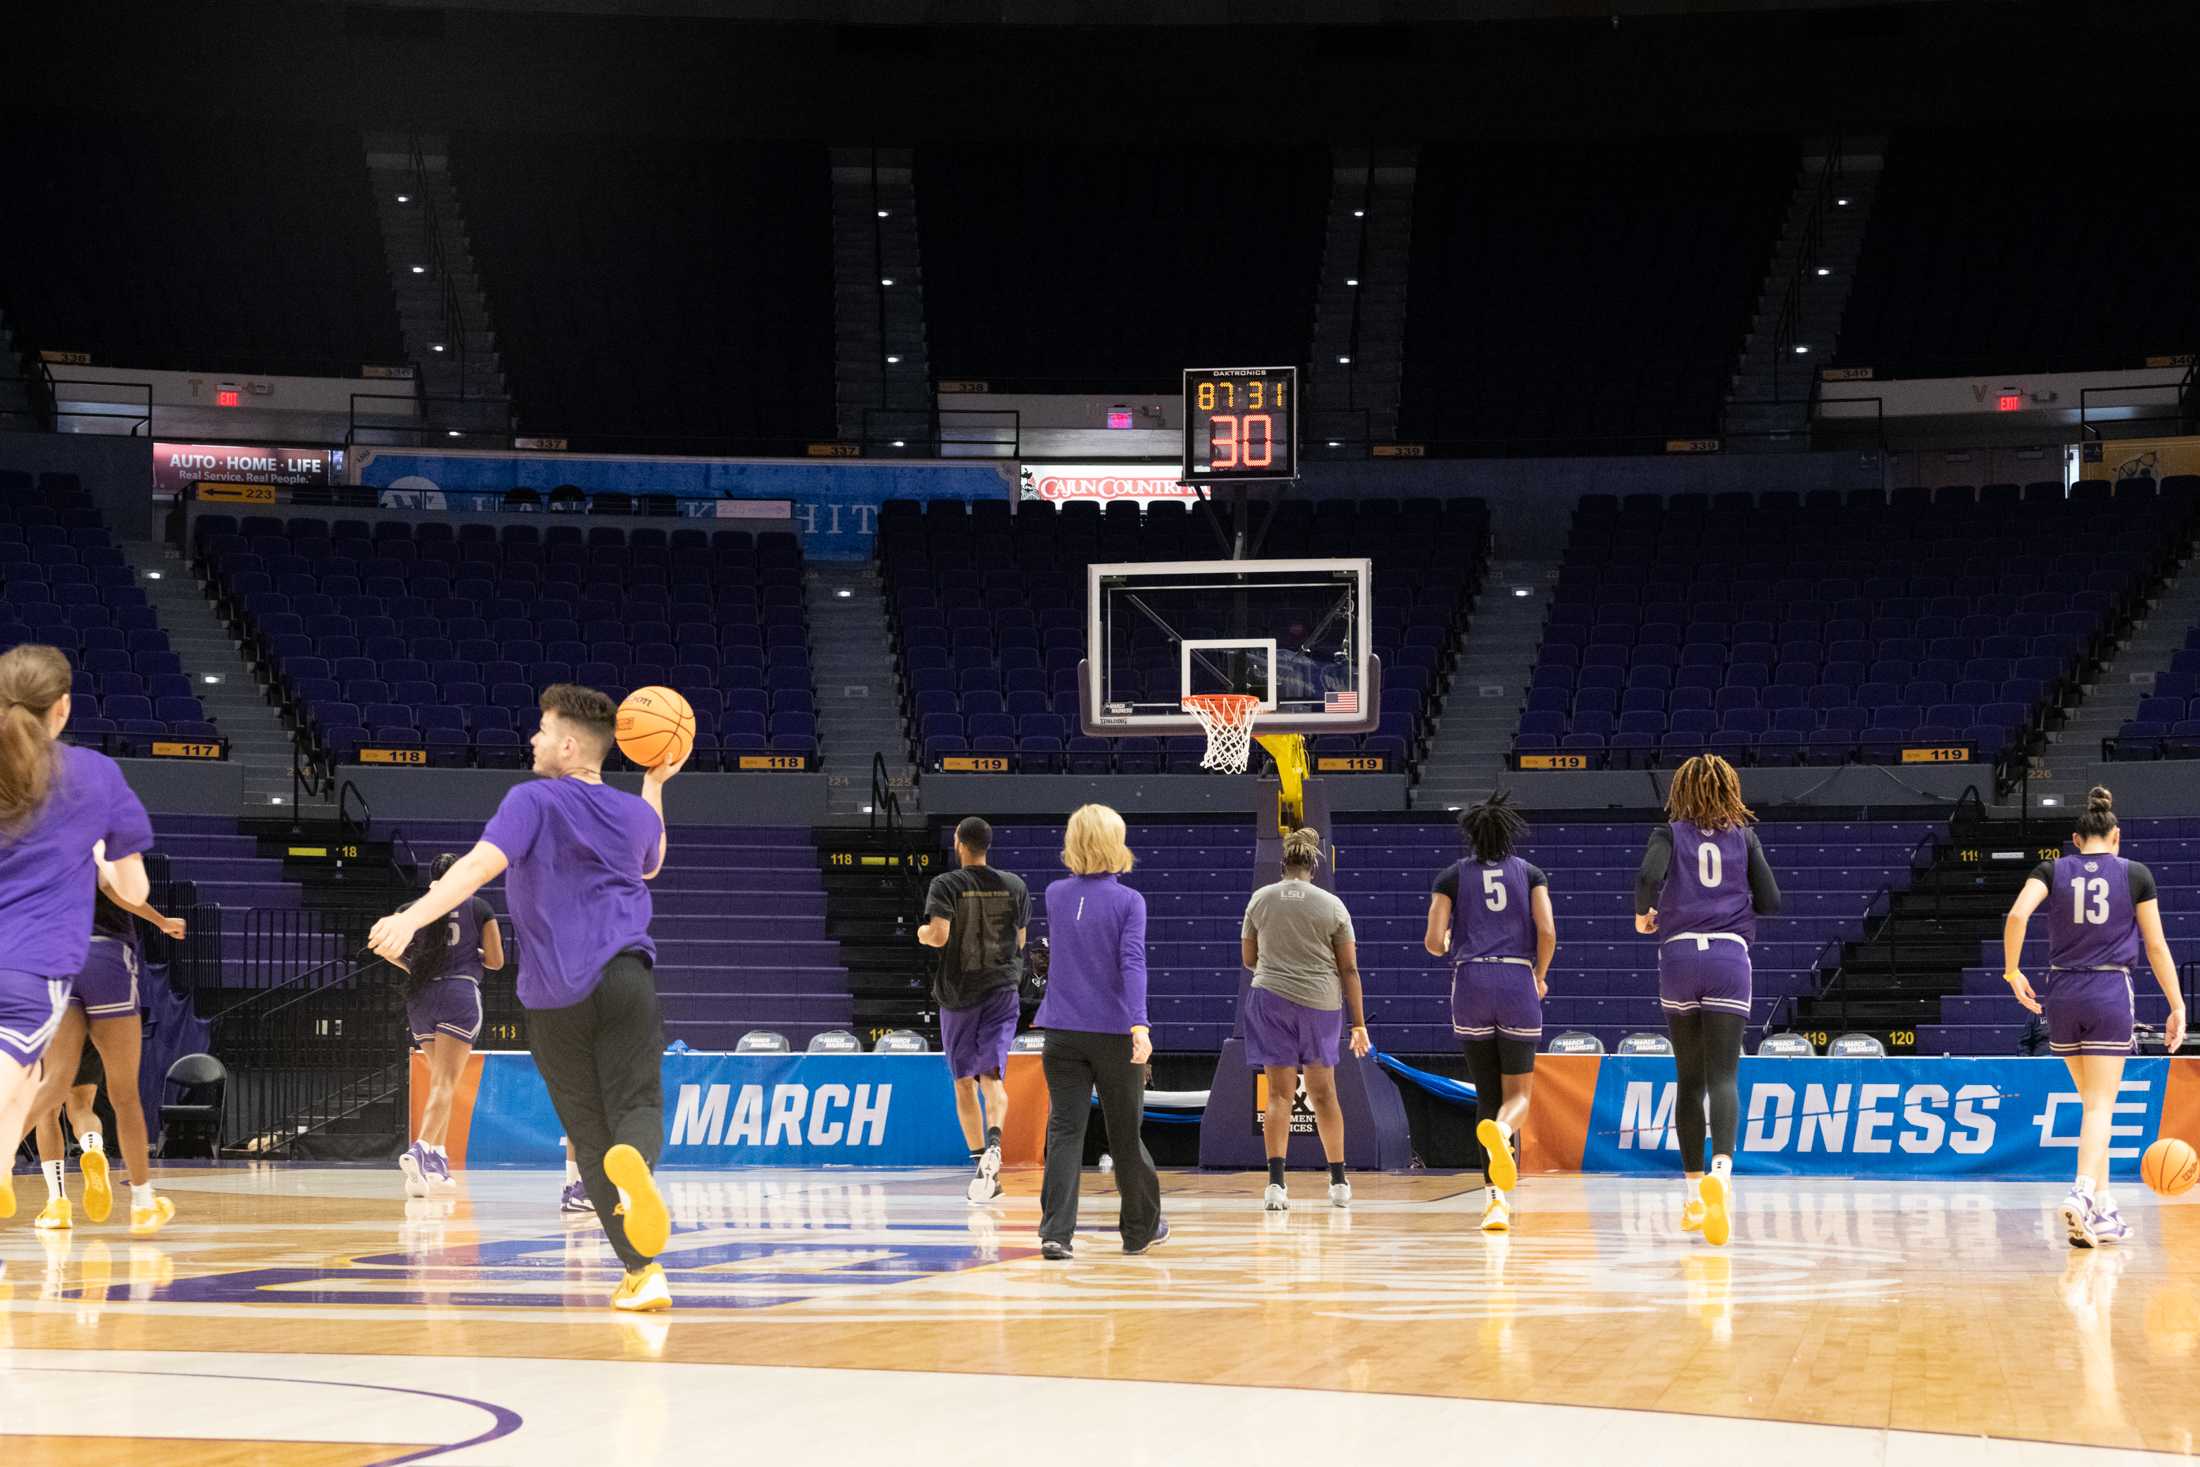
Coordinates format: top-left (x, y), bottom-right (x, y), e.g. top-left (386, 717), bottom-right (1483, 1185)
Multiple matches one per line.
top-left (70, 937), bottom-right (140, 1019)
top-left (1451, 958), bottom-right (1543, 1045)
top-left (2045, 968), bottom-right (2134, 1057)
top-left (1242, 985), bottom-right (1344, 1069)
top-left (1658, 935), bottom-right (1754, 1018)
top-left (0, 969), bottom-right (70, 1068)
top-left (940, 984), bottom-right (1019, 1079)
top-left (406, 977), bottom-right (484, 1046)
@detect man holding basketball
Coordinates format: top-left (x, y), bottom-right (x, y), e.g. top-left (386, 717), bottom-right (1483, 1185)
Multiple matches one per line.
top-left (370, 684), bottom-right (682, 1311)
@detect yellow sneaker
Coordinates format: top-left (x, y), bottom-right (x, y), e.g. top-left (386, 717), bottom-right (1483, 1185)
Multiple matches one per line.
top-left (1682, 1197), bottom-right (1707, 1233)
top-left (610, 1261), bottom-right (671, 1312)
top-left (1477, 1119), bottom-right (1518, 1192)
top-left (80, 1148), bottom-right (112, 1224)
top-left (0, 1169), bottom-right (15, 1220)
top-left (1699, 1173), bottom-right (1731, 1248)
top-left (33, 1197), bottom-right (72, 1231)
top-left (1479, 1193), bottom-right (1512, 1233)
top-left (129, 1195), bottom-right (175, 1238)
top-left (602, 1145), bottom-right (668, 1257)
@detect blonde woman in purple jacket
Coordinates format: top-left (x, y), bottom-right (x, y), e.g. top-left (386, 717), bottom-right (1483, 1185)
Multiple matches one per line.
top-left (1034, 804), bottom-right (1166, 1260)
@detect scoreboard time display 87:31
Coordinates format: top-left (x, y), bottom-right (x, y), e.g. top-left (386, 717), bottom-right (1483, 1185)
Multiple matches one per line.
top-left (1183, 365), bottom-right (1297, 482)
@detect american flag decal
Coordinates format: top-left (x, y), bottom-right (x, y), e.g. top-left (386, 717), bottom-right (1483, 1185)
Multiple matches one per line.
top-left (1324, 690), bottom-right (1359, 713)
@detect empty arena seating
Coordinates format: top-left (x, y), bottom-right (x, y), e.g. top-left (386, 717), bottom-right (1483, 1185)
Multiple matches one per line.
top-left (1516, 484), bottom-right (2196, 770)
top-left (991, 817), bottom-right (1932, 1054)
top-left (914, 145), bottom-right (1329, 388)
top-left (405, 820), bottom-right (852, 1047)
top-left (1918, 816), bottom-right (2200, 1057)
top-left (452, 134), bottom-right (834, 451)
top-left (0, 115), bottom-right (401, 375)
top-left (879, 495), bottom-right (1490, 777)
top-left (0, 470), bottom-right (208, 754)
top-left (1839, 133), bottom-right (2200, 380)
top-left (1400, 138), bottom-right (1790, 450)
top-left (191, 513), bottom-right (817, 769)
top-left (2111, 618), bottom-right (2200, 760)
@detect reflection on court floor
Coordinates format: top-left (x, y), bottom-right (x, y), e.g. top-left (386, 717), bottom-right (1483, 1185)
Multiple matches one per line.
top-left (0, 1167), bottom-right (2194, 1464)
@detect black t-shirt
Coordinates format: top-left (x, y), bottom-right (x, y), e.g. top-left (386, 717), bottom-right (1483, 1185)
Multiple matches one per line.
top-left (925, 865), bottom-right (1029, 1010)
top-left (92, 889), bottom-right (137, 944)
top-left (2027, 858), bottom-right (2156, 904)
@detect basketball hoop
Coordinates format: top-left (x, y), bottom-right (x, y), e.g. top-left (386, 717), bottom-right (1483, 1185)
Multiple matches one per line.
top-left (1182, 693), bottom-right (1262, 774)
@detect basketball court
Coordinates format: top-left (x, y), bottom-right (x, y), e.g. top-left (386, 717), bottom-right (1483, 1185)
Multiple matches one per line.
top-left (1, 1166), bottom-right (2194, 1463)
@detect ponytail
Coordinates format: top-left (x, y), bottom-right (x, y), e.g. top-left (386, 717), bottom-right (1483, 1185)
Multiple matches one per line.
top-left (1281, 826), bottom-right (1324, 874)
top-left (398, 853), bottom-right (462, 993)
top-left (0, 645), bottom-right (70, 835)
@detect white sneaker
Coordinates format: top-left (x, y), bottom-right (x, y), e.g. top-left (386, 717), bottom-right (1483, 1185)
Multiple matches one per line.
top-left (967, 1144), bottom-right (1004, 1205)
top-left (1263, 1183), bottom-right (1290, 1212)
top-left (1479, 1192), bottom-right (1511, 1233)
top-left (2093, 1200), bottom-right (2132, 1245)
top-left (398, 1143), bottom-right (430, 1200)
top-left (2060, 1188), bottom-right (2100, 1249)
top-left (1329, 1180), bottom-right (1352, 1208)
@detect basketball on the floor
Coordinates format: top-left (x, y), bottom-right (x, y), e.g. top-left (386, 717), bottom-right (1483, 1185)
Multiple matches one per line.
top-left (2142, 1137), bottom-right (2199, 1197)
top-left (616, 686), bottom-right (694, 770)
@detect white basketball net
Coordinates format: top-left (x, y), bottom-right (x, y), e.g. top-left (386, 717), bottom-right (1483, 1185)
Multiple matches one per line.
top-left (1182, 694), bottom-right (1262, 775)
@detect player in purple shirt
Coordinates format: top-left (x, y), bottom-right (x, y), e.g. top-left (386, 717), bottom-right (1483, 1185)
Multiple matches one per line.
top-left (1033, 804), bottom-right (1165, 1259)
top-left (370, 684), bottom-right (680, 1310)
top-left (1424, 793), bottom-right (1556, 1234)
top-left (0, 645), bottom-right (155, 1226)
top-left (32, 881), bottom-right (187, 1236)
top-left (2002, 786), bottom-right (2186, 1247)
top-left (1634, 755), bottom-right (1781, 1248)
top-left (392, 852), bottom-right (505, 1199)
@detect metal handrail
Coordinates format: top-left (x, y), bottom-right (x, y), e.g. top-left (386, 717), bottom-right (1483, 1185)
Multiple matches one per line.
top-left (2078, 358), bottom-right (2195, 440)
top-left (37, 363), bottom-right (152, 434)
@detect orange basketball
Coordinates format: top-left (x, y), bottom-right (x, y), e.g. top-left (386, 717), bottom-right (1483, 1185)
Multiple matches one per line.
top-left (616, 686), bottom-right (694, 770)
top-left (2142, 1137), bottom-right (2199, 1197)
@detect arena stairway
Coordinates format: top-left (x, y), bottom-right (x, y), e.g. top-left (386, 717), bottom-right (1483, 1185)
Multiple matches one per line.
top-left (132, 538), bottom-right (314, 811)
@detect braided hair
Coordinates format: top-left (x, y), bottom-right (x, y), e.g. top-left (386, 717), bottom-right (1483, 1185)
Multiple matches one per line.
top-left (1281, 826), bottom-right (1324, 875)
top-left (1666, 754), bottom-right (1755, 832)
top-left (1459, 791), bottom-right (1529, 864)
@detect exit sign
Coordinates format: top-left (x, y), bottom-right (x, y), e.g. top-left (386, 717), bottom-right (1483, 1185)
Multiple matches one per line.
top-left (1997, 393), bottom-right (2023, 412)
top-left (216, 388), bottom-right (240, 407)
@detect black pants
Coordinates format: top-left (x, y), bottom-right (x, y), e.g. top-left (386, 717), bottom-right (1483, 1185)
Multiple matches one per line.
top-left (1039, 1029), bottom-right (1161, 1249)
top-left (1462, 1035), bottom-right (1536, 1186)
top-left (1667, 1009), bottom-right (1746, 1171)
top-left (527, 951), bottom-right (665, 1270)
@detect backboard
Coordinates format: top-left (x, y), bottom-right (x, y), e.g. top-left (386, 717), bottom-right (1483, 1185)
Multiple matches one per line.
top-left (1080, 557), bottom-right (1379, 735)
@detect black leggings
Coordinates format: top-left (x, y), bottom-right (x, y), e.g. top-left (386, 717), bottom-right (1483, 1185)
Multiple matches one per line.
top-left (1667, 1009), bottom-right (1746, 1171)
top-left (1461, 1036), bottom-right (1534, 1186)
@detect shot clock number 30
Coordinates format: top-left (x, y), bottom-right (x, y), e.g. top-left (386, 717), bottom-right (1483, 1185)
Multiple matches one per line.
top-left (1183, 366), bottom-right (1298, 482)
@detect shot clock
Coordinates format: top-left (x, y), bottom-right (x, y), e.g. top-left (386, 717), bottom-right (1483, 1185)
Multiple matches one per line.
top-left (1183, 365), bottom-right (1298, 482)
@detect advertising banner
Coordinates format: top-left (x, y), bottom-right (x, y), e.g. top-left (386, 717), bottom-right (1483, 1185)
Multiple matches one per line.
top-left (352, 451), bottom-right (1010, 560)
top-left (154, 441), bottom-right (342, 495)
top-left (423, 1050), bottom-right (975, 1168)
top-left (1523, 1054), bottom-right (2200, 1181)
top-left (1017, 462), bottom-right (1195, 505)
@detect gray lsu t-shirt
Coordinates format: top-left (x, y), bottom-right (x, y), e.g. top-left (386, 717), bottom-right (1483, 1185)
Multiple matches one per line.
top-left (1241, 879), bottom-right (1356, 1011)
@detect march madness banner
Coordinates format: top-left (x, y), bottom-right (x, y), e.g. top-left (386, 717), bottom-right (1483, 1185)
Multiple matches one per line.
top-left (1522, 1055), bottom-right (2200, 1181)
top-left (420, 1051), bottom-right (974, 1168)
